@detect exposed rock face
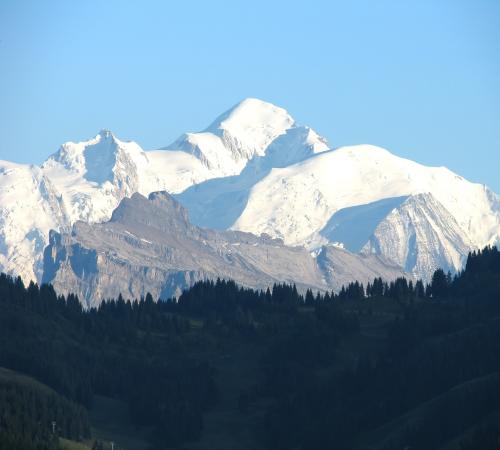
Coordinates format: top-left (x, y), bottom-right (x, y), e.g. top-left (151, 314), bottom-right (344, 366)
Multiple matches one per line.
top-left (42, 192), bottom-right (329, 307)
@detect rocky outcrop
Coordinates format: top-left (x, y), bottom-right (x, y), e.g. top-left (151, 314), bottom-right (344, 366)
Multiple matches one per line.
top-left (42, 192), bottom-right (328, 307)
top-left (317, 245), bottom-right (412, 290)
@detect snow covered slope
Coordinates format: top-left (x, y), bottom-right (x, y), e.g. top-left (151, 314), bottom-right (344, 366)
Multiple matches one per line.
top-left (163, 98), bottom-right (328, 176)
top-left (41, 129), bottom-right (149, 224)
top-left (226, 145), bottom-right (500, 280)
top-left (175, 123), bottom-right (329, 229)
top-left (0, 161), bottom-right (69, 282)
top-left (41, 129), bottom-right (217, 222)
top-left (360, 194), bottom-right (474, 280)
top-left (232, 145), bottom-right (500, 249)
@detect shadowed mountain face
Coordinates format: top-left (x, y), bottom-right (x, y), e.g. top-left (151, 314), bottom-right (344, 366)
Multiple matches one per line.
top-left (320, 196), bottom-right (410, 253)
top-left (42, 191), bottom-right (410, 308)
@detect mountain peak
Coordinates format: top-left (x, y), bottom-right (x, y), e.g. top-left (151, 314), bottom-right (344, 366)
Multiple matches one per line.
top-left (206, 98), bottom-right (295, 137)
top-left (163, 98), bottom-right (306, 175)
top-left (41, 129), bottom-right (150, 194)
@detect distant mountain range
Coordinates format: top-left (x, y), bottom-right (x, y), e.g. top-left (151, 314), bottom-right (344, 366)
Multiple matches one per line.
top-left (1, 98), bottom-right (499, 301)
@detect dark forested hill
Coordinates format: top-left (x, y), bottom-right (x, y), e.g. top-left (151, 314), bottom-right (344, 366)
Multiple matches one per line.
top-left (0, 246), bottom-right (499, 449)
top-left (0, 367), bottom-right (90, 450)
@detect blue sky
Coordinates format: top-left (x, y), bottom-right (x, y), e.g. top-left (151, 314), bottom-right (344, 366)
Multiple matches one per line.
top-left (0, 0), bottom-right (499, 191)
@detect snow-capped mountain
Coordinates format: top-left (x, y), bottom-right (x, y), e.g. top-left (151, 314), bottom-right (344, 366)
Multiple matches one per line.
top-left (163, 98), bottom-right (328, 176)
top-left (42, 129), bottom-right (148, 224)
top-left (230, 145), bottom-right (500, 250)
top-left (175, 122), bottom-right (329, 230)
top-left (0, 99), bottom-right (330, 284)
top-left (177, 140), bottom-right (500, 280)
top-left (41, 128), bottom-right (223, 224)
top-left (0, 98), bottom-right (498, 287)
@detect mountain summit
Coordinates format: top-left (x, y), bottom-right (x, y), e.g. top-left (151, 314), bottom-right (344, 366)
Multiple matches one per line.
top-left (205, 98), bottom-right (295, 149)
top-left (163, 98), bottom-right (329, 175)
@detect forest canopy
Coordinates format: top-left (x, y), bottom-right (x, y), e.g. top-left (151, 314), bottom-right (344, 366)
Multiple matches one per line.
top-left (0, 246), bottom-right (499, 449)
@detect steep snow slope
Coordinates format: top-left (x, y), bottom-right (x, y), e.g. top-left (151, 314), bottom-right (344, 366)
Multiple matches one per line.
top-left (175, 124), bottom-right (329, 229)
top-left (41, 129), bottom-right (212, 224)
top-left (317, 194), bottom-right (475, 280)
top-left (0, 161), bottom-right (69, 282)
top-left (232, 145), bottom-right (500, 252)
top-left (319, 196), bottom-right (410, 252)
top-left (41, 99), bottom-right (328, 228)
top-left (41, 129), bottom-right (150, 223)
top-left (361, 194), bottom-right (473, 280)
top-left (163, 98), bottom-right (328, 176)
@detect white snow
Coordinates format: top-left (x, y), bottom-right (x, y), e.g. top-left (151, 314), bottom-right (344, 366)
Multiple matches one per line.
top-left (206, 97), bottom-right (295, 152)
top-left (162, 98), bottom-right (314, 176)
top-left (0, 161), bottom-right (68, 282)
top-left (231, 145), bottom-right (500, 251)
top-left (361, 193), bottom-right (473, 281)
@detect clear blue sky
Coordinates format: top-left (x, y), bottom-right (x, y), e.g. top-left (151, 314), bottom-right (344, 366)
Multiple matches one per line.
top-left (1, 0), bottom-right (499, 191)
